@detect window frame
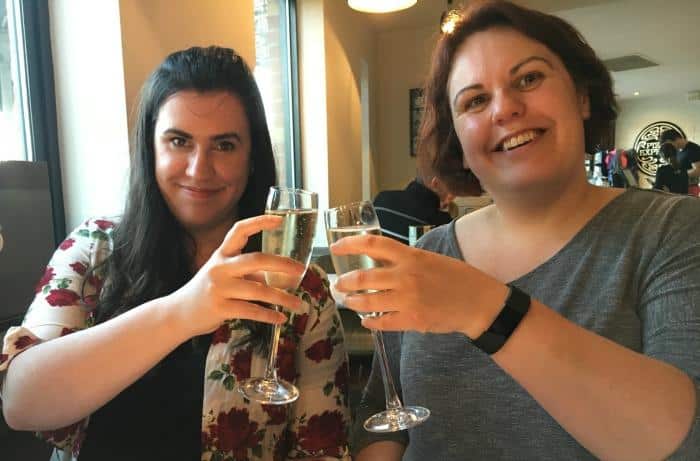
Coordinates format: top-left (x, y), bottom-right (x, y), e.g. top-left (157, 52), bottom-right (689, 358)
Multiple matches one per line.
top-left (17, 0), bottom-right (65, 244)
top-left (287, 0), bottom-right (302, 188)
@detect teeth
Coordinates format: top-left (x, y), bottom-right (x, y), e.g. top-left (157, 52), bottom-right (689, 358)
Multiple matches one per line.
top-left (502, 130), bottom-right (539, 151)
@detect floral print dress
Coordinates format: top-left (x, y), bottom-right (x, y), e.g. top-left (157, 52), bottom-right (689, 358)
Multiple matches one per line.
top-left (0, 218), bottom-right (351, 461)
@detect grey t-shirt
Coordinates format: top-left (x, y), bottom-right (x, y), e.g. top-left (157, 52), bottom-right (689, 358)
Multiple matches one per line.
top-left (352, 188), bottom-right (700, 460)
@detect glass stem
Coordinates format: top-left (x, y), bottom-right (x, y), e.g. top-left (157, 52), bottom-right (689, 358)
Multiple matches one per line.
top-left (264, 307), bottom-right (282, 381)
top-left (371, 329), bottom-right (403, 410)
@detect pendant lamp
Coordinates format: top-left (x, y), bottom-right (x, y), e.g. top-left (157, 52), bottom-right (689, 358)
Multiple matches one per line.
top-left (348, 0), bottom-right (417, 14)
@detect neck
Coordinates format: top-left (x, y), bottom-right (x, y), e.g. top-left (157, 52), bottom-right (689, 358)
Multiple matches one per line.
top-left (487, 172), bottom-right (620, 240)
top-left (189, 217), bottom-right (237, 270)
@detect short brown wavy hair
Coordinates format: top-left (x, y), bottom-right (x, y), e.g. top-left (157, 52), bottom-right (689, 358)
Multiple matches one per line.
top-left (418, 0), bottom-right (617, 195)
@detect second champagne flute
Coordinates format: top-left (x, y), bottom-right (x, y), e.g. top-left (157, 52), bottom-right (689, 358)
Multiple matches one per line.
top-left (237, 186), bottom-right (318, 405)
top-left (325, 201), bottom-right (430, 432)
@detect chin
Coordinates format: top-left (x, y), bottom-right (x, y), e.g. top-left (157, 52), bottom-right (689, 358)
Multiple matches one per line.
top-left (486, 169), bottom-right (561, 194)
top-left (177, 213), bottom-right (229, 232)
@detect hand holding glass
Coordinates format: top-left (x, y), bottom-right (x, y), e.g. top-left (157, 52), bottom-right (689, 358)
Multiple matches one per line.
top-left (237, 186), bottom-right (318, 405)
top-left (325, 201), bottom-right (430, 432)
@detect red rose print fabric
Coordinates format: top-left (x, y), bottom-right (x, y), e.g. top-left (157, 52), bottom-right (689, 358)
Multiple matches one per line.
top-left (0, 218), bottom-right (350, 460)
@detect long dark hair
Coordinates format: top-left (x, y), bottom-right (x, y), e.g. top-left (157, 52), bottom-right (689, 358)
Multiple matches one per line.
top-left (94, 46), bottom-right (276, 346)
top-left (419, 0), bottom-right (617, 195)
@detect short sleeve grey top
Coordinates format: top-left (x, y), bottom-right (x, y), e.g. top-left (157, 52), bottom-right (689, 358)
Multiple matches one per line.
top-left (351, 188), bottom-right (700, 460)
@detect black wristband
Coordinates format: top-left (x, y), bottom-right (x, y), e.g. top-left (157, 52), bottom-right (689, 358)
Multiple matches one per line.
top-left (472, 284), bottom-right (531, 355)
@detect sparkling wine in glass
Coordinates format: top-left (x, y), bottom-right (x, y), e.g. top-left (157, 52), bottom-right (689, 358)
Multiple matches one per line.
top-left (237, 186), bottom-right (318, 405)
top-left (325, 201), bottom-right (430, 432)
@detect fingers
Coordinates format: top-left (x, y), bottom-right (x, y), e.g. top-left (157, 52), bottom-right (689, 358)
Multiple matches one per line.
top-left (244, 272), bottom-right (267, 284)
top-left (341, 289), bottom-right (396, 315)
top-left (360, 312), bottom-right (412, 332)
top-left (335, 267), bottom-right (395, 294)
top-left (219, 215), bottom-right (283, 257)
top-left (219, 278), bottom-right (306, 315)
top-left (220, 253), bottom-right (305, 280)
top-left (329, 233), bottom-right (409, 262)
top-left (222, 299), bottom-right (287, 325)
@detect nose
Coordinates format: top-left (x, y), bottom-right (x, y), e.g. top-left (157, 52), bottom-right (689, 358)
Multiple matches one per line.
top-left (491, 88), bottom-right (525, 125)
top-left (185, 146), bottom-right (214, 179)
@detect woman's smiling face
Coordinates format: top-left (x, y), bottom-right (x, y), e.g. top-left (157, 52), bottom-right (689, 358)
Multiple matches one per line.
top-left (448, 27), bottom-right (590, 194)
top-left (154, 90), bottom-right (252, 235)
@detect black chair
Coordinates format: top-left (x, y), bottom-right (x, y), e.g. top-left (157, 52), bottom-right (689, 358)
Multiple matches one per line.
top-left (0, 161), bottom-right (57, 460)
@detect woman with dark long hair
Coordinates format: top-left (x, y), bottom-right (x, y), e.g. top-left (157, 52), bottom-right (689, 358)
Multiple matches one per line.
top-left (332, 1), bottom-right (699, 460)
top-left (1, 46), bottom-right (349, 461)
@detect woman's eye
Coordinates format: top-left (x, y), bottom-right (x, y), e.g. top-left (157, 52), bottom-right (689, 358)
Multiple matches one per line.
top-left (216, 141), bottom-right (236, 152)
top-left (170, 137), bottom-right (188, 148)
top-left (466, 94), bottom-right (489, 111)
top-left (517, 71), bottom-right (544, 90)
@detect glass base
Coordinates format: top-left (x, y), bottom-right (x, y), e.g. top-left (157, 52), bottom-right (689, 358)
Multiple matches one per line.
top-left (363, 406), bottom-right (430, 433)
top-left (237, 377), bottom-right (299, 405)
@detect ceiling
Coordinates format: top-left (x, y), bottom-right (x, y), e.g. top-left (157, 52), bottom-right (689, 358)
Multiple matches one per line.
top-left (359, 0), bottom-right (700, 100)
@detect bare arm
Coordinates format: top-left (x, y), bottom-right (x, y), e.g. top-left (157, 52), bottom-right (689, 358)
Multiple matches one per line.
top-left (491, 300), bottom-right (695, 461)
top-left (361, 273), bottom-right (695, 461)
top-left (355, 441), bottom-right (405, 461)
top-left (333, 234), bottom-right (698, 461)
top-left (3, 297), bottom-right (186, 430)
top-left (2, 216), bottom-right (304, 431)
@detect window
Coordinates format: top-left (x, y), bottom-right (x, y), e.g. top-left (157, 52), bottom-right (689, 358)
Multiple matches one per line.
top-left (0, 0), bottom-right (31, 161)
top-left (254, 0), bottom-right (301, 188)
top-left (1, 0), bottom-right (65, 243)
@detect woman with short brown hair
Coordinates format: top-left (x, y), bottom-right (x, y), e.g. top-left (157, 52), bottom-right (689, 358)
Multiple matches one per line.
top-left (332, 1), bottom-right (700, 460)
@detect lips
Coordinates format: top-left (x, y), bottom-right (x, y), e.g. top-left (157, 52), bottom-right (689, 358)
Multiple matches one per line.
top-left (180, 184), bottom-right (224, 198)
top-left (494, 129), bottom-right (545, 152)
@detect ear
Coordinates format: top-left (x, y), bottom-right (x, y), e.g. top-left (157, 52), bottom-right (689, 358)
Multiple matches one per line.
top-left (578, 90), bottom-right (591, 120)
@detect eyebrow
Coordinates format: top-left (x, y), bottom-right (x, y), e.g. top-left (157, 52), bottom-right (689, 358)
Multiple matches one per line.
top-left (161, 128), bottom-right (242, 143)
top-left (451, 55), bottom-right (554, 108)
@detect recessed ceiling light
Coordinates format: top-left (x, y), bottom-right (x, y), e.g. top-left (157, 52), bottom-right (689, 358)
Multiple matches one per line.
top-left (634, 91), bottom-right (640, 96)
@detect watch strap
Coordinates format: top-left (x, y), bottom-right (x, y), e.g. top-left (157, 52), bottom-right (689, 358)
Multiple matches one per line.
top-left (472, 284), bottom-right (531, 355)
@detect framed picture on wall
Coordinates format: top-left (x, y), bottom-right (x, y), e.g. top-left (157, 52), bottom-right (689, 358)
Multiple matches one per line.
top-left (409, 88), bottom-right (424, 157)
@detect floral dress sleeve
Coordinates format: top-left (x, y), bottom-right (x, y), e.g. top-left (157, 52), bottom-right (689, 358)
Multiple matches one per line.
top-left (285, 264), bottom-right (351, 460)
top-left (0, 217), bottom-right (115, 455)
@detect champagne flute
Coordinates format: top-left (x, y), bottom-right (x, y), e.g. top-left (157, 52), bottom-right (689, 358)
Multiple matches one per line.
top-left (237, 186), bottom-right (318, 405)
top-left (325, 201), bottom-right (430, 432)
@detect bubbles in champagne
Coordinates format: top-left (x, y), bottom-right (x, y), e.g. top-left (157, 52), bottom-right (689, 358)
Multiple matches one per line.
top-left (326, 225), bottom-right (382, 275)
top-left (263, 209), bottom-right (318, 289)
top-left (327, 225), bottom-right (384, 318)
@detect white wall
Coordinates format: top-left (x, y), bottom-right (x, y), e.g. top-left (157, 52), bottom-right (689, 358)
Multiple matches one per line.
top-left (50, 0), bottom-right (130, 231)
top-left (616, 93), bottom-right (700, 148)
top-left (376, 24), bottom-right (438, 192)
top-left (298, 0), bottom-right (330, 248)
top-left (119, 0), bottom-right (255, 136)
top-left (323, 1), bottom-right (376, 206)
top-left (298, 0), bottom-right (376, 246)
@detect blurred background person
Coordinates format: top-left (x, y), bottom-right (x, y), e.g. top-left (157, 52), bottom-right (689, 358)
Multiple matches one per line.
top-left (373, 166), bottom-right (455, 244)
top-left (659, 129), bottom-right (700, 196)
top-left (654, 142), bottom-right (689, 194)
